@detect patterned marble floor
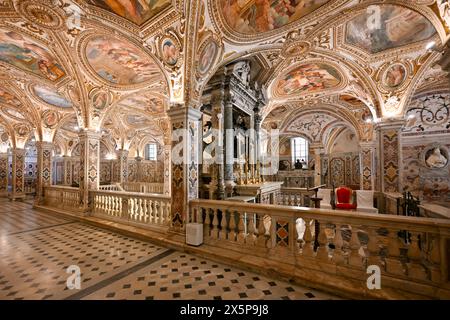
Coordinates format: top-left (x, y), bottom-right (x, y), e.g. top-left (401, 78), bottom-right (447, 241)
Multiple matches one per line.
top-left (0, 198), bottom-right (338, 300)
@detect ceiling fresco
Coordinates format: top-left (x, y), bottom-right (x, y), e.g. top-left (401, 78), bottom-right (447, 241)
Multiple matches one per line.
top-left (0, 28), bottom-right (65, 81)
top-left (0, 87), bottom-right (21, 107)
top-left (85, 35), bottom-right (161, 85)
top-left (221, 0), bottom-right (330, 34)
top-left (345, 5), bottom-right (437, 54)
top-left (275, 63), bottom-right (342, 96)
top-left (33, 85), bottom-right (73, 109)
top-left (87, 0), bottom-right (171, 25)
top-left (0, 0), bottom-right (448, 152)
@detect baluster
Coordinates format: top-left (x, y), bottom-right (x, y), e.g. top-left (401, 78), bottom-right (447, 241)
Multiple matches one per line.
top-left (237, 212), bottom-right (247, 244)
top-left (301, 218), bottom-right (314, 257)
top-left (407, 231), bottom-right (427, 280)
top-left (197, 206), bottom-right (203, 224)
top-left (332, 223), bottom-right (345, 264)
top-left (228, 211), bottom-right (237, 242)
top-left (428, 234), bottom-right (442, 283)
top-left (385, 228), bottom-right (405, 275)
top-left (155, 200), bottom-right (161, 225)
top-left (204, 208), bottom-right (211, 239)
top-left (211, 209), bottom-right (219, 239)
top-left (256, 214), bottom-right (268, 248)
top-left (160, 202), bottom-right (166, 225)
top-left (219, 209), bottom-right (228, 240)
top-left (366, 227), bottom-right (382, 267)
top-left (142, 199), bottom-right (148, 222)
top-left (129, 198), bottom-right (135, 221)
top-left (348, 225), bottom-right (363, 268)
top-left (315, 220), bottom-right (329, 261)
top-left (246, 213), bottom-right (256, 246)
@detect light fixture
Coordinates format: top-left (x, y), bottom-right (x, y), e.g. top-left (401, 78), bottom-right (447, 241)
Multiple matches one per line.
top-left (407, 114), bottom-right (416, 120)
top-left (426, 41), bottom-right (436, 50)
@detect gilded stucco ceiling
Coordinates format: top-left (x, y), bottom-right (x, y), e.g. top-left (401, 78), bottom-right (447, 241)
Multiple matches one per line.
top-left (0, 0), bottom-right (449, 152)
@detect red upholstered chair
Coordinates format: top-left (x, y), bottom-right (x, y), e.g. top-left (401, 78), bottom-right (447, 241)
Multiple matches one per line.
top-left (335, 187), bottom-right (357, 210)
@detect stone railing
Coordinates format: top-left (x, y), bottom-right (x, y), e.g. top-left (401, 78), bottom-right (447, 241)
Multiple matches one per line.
top-left (188, 199), bottom-right (450, 299)
top-left (99, 184), bottom-right (121, 191)
top-left (43, 186), bottom-right (81, 211)
top-left (278, 187), bottom-right (313, 207)
top-left (91, 190), bottom-right (171, 231)
top-left (121, 182), bottom-right (164, 194)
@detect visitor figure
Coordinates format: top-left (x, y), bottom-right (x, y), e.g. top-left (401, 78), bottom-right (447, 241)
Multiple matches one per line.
top-left (426, 147), bottom-right (447, 168)
top-left (295, 159), bottom-right (303, 170)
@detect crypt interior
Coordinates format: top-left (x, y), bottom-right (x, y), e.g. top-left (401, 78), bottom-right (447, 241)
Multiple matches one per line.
top-left (0, 0), bottom-right (450, 300)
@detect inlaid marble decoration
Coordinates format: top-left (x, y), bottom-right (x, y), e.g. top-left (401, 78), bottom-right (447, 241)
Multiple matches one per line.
top-left (13, 150), bottom-right (25, 194)
top-left (0, 154), bottom-right (7, 193)
top-left (221, 0), bottom-right (330, 34)
top-left (361, 147), bottom-right (374, 190)
top-left (382, 129), bottom-right (400, 192)
top-left (0, 28), bottom-right (65, 81)
top-left (85, 35), bottom-right (160, 85)
top-left (346, 5), bottom-right (436, 54)
top-left (276, 63), bottom-right (341, 96)
top-left (87, 0), bottom-right (171, 25)
top-left (405, 94), bottom-right (450, 134)
top-left (33, 85), bottom-right (73, 108)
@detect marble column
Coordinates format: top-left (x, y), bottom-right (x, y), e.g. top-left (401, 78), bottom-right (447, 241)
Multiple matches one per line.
top-left (63, 156), bottom-right (72, 186)
top-left (163, 144), bottom-right (171, 196)
top-left (78, 130), bottom-right (101, 212)
top-left (168, 106), bottom-right (202, 231)
top-left (376, 120), bottom-right (405, 193)
top-left (9, 148), bottom-right (25, 200)
top-left (116, 149), bottom-right (129, 184)
top-left (360, 142), bottom-right (376, 190)
top-left (36, 141), bottom-right (53, 203)
top-left (0, 152), bottom-right (8, 196)
top-left (224, 102), bottom-right (235, 193)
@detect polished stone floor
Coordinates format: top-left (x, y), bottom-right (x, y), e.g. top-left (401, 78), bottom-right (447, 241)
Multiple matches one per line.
top-left (0, 198), bottom-right (338, 300)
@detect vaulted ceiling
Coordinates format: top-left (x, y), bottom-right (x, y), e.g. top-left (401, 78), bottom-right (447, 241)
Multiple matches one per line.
top-left (0, 0), bottom-right (449, 152)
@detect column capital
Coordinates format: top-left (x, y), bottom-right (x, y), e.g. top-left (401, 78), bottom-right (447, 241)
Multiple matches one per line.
top-left (35, 141), bottom-right (53, 149)
top-left (167, 106), bottom-right (202, 122)
top-left (359, 141), bottom-right (377, 149)
top-left (78, 129), bottom-right (102, 140)
top-left (374, 119), bottom-right (406, 131)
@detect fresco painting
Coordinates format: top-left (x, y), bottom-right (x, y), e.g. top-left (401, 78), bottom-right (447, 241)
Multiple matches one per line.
top-left (198, 41), bottom-right (218, 74)
top-left (88, 0), bottom-right (171, 25)
top-left (384, 64), bottom-right (407, 88)
top-left (33, 85), bottom-right (73, 108)
top-left (161, 38), bottom-right (178, 66)
top-left (0, 28), bottom-right (65, 81)
top-left (86, 35), bottom-right (160, 85)
top-left (0, 88), bottom-right (21, 107)
top-left (118, 93), bottom-right (164, 114)
top-left (276, 63), bottom-right (341, 96)
top-left (221, 0), bottom-right (330, 34)
top-left (346, 5), bottom-right (436, 54)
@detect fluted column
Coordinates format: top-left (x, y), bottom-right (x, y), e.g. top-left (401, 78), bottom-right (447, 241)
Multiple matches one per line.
top-left (0, 152), bottom-right (8, 196)
top-left (9, 148), bottom-right (25, 200)
top-left (35, 141), bottom-right (53, 203)
top-left (360, 141), bottom-right (376, 190)
top-left (78, 130), bottom-right (101, 211)
top-left (168, 106), bottom-right (202, 231)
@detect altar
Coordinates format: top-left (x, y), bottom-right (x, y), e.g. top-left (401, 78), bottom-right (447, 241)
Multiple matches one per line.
top-left (234, 181), bottom-right (283, 204)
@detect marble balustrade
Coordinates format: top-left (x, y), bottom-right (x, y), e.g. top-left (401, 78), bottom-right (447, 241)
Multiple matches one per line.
top-left (44, 186), bottom-right (81, 211)
top-left (121, 182), bottom-right (164, 194)
top-left (188, 199), bottom-right (450, 299)
top-left (278, 187), bottom-right (314, 207)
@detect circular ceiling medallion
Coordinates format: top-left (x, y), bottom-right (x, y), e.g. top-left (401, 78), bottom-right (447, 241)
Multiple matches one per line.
top-left (382, 63), bottom-right (408, 89)
top-left (19, 2), bottom-right (63, 29)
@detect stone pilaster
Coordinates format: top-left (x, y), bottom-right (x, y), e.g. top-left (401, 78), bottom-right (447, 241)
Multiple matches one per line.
top-left (360, 142), bottom-right (376, 190)
top-left (224, 101), bottom-right (234, 189)
top-left (163, 145), bottom-right (171, 196)
top-left (312, 145), bottom-right (325, 187)
top-left (78, 130), bottom-right (101, 211)
top-left (116, 149), bottom-right (129, 184)
top-left (0, 152), bottom-right (8, 196)
top-left (63, 156), bottom-right (72, 186)
top-left (168, 106), bottom-right (202, 231)
top-left (9, 148), bottom-right (25, 200)
top-left (135, 156), bottom-right (143, 182)
top-left (36, 141), bottom-right (53, 203)
top-left (376, 120), bottom-right (405, 193)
